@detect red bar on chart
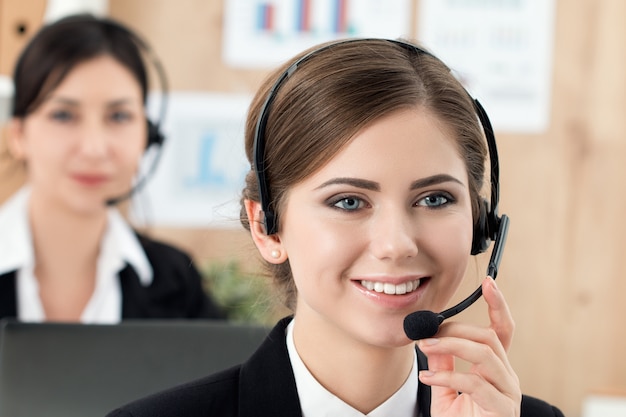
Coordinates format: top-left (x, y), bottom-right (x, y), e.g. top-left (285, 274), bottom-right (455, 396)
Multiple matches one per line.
top-left (257, 2), bottom-right (275, 31)
top-left (296, 0), bottom-right (312, 32)
top-left (333, 0), bottom-right (348, 33)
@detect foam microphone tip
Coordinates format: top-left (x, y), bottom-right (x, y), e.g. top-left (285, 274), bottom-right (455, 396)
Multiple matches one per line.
top-left (403, 310), bottom-right (442, 340)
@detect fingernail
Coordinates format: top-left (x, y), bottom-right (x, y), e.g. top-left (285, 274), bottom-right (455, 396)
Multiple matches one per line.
top-left (419, 370), bottom-right (435, 378)
top-left (419, 338), bottom-right (439, 346)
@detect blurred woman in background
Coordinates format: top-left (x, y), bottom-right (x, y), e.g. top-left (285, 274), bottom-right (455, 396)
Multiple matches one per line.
top-left (0, 14), bottom-right (223, 322)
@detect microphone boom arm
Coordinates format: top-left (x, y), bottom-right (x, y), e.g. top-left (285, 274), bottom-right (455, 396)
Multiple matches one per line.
top-left (440, 214), bottom-right (510, 320)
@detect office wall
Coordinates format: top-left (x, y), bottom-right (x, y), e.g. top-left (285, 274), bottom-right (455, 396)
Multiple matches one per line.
top-left (0, 0), bottom-right (45, 199)
top-left (1, 1), bottom-right (625, 415)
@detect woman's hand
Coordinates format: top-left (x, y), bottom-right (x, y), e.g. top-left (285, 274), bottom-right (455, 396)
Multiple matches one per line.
top-left (417, 276), bottom-right (521, 417)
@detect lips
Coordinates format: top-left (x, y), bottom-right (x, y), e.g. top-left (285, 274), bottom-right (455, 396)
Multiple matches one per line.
top-left (360, 279), bottom-right (422, 295)
top-left (72, 174), bottom-right (109, 186)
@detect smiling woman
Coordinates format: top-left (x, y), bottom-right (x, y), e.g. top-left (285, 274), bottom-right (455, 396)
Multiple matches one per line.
top-left (0, 14), bottom-right (224, 323)
top-left (273, 108), bottom-right (473, 350)
top-left (106, 39), bottom-right (564, 417)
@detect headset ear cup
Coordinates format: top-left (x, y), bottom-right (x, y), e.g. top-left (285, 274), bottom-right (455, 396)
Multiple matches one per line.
top-left (146, 120), bottom-right (165, 148)
top-left (471, 199), bottom-right (490, 255)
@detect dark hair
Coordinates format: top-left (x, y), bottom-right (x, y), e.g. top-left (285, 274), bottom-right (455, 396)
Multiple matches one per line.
top-left (12, 13), bottom-right (148, 118)
top-left (240, 39), bottom-right (487, 310)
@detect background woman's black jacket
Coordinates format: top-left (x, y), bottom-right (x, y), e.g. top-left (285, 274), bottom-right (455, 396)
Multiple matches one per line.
top-left (0, 234), bottom-right (224, 320)
top-left (106, 317), bottom-right (565, 417)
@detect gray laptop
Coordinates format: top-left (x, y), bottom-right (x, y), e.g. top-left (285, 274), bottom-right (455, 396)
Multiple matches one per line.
top-left (0, 319), bottom-right (270, 417)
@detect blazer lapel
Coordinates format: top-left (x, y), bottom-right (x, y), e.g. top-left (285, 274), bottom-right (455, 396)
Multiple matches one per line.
top-left (416, 346), bottom-right (432, 417)
top-left (236, 317), bottom-right (433, 417)
top-left (238, 317), bottom-right (303, 417)
top-left (0, 271), bottom-right (18, 319)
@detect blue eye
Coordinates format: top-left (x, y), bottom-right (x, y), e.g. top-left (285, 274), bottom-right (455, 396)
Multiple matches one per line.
top-left (417, 194), bottom-right (451, 208)
top-left (333, 196), bottom-right (365, 211)
top-left (50, 110), bottom-right (74, 122)
top-left (110, 111), bottom-right (132, 123)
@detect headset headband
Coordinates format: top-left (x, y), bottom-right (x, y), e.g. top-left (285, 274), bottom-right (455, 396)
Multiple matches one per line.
top-left (253, 38), bottom-right (501, 248)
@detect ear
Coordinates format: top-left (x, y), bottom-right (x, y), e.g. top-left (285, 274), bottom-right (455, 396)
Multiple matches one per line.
top-left (244, 198), bottom-right (287, 264)
top-left (6, 118), bottom-right (27, 160)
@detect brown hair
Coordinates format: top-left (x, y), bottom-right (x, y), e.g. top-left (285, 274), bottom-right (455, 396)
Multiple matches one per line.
top-left (2, 14), bottom-right (152, 175)
top-left (12, 14), bottom-right (149, 118)
top-left (240, 39), bottom-right (487, 310)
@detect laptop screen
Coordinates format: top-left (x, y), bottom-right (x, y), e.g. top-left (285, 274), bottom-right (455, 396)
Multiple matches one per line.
top-left (0, 319), bottom-right (269, 417)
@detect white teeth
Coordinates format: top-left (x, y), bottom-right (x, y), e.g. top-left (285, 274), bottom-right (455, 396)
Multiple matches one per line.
top-left (361, 279), bottom-right (421, 295)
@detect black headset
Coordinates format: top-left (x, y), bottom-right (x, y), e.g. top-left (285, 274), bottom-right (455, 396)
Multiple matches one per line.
top-left (253, 38), bottom-right (503, 256)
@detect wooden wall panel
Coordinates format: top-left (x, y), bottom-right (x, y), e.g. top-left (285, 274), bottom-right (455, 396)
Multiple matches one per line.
top-left (0, 0), bottom-right (45, 202)
top-left (0, 1), bottom-right (624, 415)
top-left (0, 0), bottom-right (46, 75)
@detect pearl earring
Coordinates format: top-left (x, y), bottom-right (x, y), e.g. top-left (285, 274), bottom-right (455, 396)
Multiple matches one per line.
top-left (270, 250), bottom-right (281, 259)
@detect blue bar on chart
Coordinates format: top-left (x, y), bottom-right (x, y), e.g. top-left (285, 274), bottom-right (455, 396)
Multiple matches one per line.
top-left (295, 0), bottom-right (312, 32)
top-left (332, 0), bottom-right (348, 34)
top-left (256, 2), bottom-right (275, 32)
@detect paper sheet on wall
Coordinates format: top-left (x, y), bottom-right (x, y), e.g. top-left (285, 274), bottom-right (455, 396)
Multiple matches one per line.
top-left (223, 0), bottom-right (412, 68)
top-left (416, 0), bottom-right (556, 133)
top-left (130, 92), bottom-right (251, 228)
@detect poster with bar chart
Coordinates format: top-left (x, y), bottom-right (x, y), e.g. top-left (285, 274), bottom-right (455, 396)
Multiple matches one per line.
top-left (223, 0), bottom-right (412, 68)
top-left (416, 0), bottom-right (556, 133)
top-left (131, 92), bottom-right (252, 228)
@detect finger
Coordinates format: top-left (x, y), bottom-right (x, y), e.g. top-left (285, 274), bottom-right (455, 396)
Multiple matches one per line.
top-left (419, 369), bottom-right (521, 415)
top-left (418, 345), bottom-right (460, 408)
top-left (422, 340), bottom-right (455, 372)
top-left (434, 322), bottom-right (510, 369)
top-left (418, 334), bottom-right (518, 394)
top-left (482, 276), bottom-right (515, 351)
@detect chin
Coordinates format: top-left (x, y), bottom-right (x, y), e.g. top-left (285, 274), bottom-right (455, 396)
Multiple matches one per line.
top-left (367, 332), bottom-right (415, 349)
top-left (362, 318), bottom-right (414, 349)
top-left (65, 197), bottom-right (109, 217)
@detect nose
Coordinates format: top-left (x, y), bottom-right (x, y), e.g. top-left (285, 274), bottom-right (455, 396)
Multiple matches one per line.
top-left (369, 207), bottom-right (419, 261)
top-left (77, 119), bottom-right (109, 158)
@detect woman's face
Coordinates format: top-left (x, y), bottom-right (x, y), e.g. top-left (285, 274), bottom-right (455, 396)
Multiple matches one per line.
top-left (9, 54), bottom-right (147, 215)
top-left (278, 107), bottom-right (474, 347)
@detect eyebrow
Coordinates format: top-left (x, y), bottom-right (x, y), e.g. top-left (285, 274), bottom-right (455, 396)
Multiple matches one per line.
top-left (48, 97), bottom-right (80, 107)
top-left (316, 177), bottom-right (380, 191)
top-left (48, 97), bottom-right (139, 108)
top-left (410, 174), bottom-right (465, 190)
top-left (316, 174), bottom-right (465, 191)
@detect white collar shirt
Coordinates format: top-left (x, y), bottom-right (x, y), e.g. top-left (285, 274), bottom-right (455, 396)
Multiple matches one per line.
top-left (0, 187), bottom-right (153, 323)
top-left (286, 319), bottom-right (418, 417)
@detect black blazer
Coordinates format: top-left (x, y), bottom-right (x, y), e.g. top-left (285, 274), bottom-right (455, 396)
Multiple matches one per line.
top-left (0, 234), bottom-right (224, 320)
top-left (106, 317), bottom-right (565, 417)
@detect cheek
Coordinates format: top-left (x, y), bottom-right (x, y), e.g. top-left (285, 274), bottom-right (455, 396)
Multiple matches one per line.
top-left (425, 217), bottom-right (474, 307)
top-left (280, 210), bottom-right (365, 288)
top-left (112, 122), bottom-right (148, 158)
top-left (25, 139), bottom-right (66, 171)
top-left (438, 218), bottom-right (473, 257)
top-left (115, 140), bottom-right (146, 171)
top-left (284, 222), bottom-right (360, 272)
